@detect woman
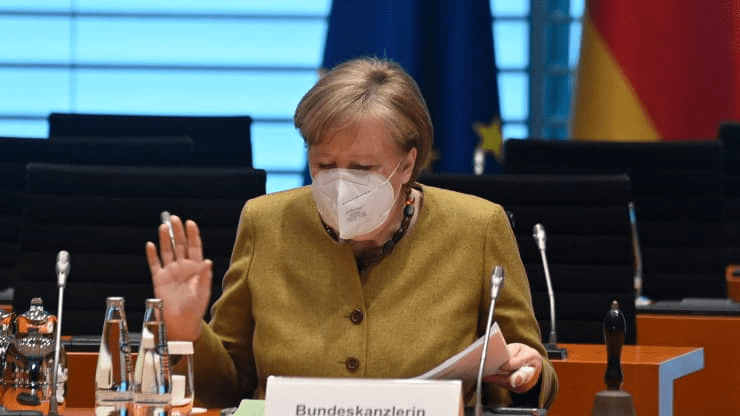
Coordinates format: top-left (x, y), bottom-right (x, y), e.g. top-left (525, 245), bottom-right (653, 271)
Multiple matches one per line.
top-left (146, 57), bottom-right (558, 409)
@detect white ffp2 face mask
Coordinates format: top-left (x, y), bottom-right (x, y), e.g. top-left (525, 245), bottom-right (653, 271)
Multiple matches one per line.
top-left (311, 161), bottom-right (402, 240)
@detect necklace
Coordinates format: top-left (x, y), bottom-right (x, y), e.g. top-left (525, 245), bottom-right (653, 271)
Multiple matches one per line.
top-left (380, 191), bottom-right (416, 254)
top-left (322, 191), bottom-right (416, 271)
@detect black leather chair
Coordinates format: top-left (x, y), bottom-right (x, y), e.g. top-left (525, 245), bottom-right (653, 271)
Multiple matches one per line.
top-left (15, 162), bottom-right (266, 335)
top-left (48, 113), bottom-right (253, 167)
top-left (0, 136), bottom-right (193, 291)
top-left (0, 159), bottom-right (25, 292)
top-left (503, 138), bottom-right (726, 301)
top-left (718, 122), bottom-right (740, 265)
top-left (419, 173), bottom-right (636, 344)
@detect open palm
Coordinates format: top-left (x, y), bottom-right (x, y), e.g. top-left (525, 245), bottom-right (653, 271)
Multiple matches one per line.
top-left (146, 215), bottom-right (213, 341)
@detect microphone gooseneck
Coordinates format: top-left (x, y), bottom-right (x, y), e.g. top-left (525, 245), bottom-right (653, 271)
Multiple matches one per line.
top-left (628, 202), bottom-right (649, 307)
top-left (533, 224), bottom-right (556, 345)
top-left (474, 266), bottom-right (505, 416)
top-left (49, 250), bottom-right (69, 416)
top-left (533, 224), bottom-right (568, 360)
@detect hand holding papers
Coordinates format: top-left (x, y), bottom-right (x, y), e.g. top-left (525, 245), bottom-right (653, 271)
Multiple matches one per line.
top-left (413, 322), bottom-right (510, 387)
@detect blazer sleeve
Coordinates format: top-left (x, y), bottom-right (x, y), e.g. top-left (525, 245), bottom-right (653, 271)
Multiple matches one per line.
top-left (192, 201), bottom-right (259, 408)
top-left (480, 204), bottom-right (559, 409)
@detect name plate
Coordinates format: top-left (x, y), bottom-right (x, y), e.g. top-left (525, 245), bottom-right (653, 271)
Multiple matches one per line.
top-left (265, 376), bottom-right (463, 416)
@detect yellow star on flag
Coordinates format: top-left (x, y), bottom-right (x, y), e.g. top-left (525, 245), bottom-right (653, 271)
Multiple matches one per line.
top-left (473, 118), bottom-right (503, 162)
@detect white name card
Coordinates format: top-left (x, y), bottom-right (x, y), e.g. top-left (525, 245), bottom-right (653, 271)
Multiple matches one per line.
top-left (265, 376), bottom-right (463, 416)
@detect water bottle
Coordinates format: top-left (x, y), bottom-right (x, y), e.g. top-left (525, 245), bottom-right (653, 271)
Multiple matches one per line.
top-left (95, 297), bottom-right (134, 412)
top-left (133, 299), bottom-right (171, 415)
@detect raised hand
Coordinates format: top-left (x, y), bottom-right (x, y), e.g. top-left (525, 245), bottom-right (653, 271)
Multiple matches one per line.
top-left (145, 215), bottom-right (213, 341)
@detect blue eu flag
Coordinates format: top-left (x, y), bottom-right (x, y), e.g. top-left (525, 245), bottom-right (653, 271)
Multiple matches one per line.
top-left (320, 0), bottom-right (503, 176)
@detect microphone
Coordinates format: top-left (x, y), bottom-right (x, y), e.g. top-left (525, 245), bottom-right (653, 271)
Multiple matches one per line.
top-left (161, 211), bottom-right (177, 259)
top-left (473, 147), bottom-right (485, 176)
top-left (467, 268), bottom-right (548, 416)
top-left (48, 250), bottom-right (69, 416)
top-left (475, 266), bottom-right (504, 416)
top-left (532, 224), bottom-right (567, 360)
top-left (628, 202), bottom-right (651, 306)
top-left (55, 250), bottom-right (69, 287)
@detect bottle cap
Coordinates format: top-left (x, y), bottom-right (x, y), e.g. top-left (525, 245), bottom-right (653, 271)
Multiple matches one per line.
top-left (141, 333), bottom-right (155, 349)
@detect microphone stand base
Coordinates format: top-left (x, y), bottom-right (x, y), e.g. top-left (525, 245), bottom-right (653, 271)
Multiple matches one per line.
top-left (545, 344), bottom-right (568, 360)
top-left (591, 389), bottom-right (635, 416)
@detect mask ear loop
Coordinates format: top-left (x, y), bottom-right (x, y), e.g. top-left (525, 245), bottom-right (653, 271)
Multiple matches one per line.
top-left (397, 148), bottom-right (418, 194)
top-left (382, 158), bottom-right (406, 200)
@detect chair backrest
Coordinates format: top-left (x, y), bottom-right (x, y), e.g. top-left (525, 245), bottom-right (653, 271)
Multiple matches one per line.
top-left (717, 122), bottom-right (740, 265)
top-left (0, 136), bottom-right (194, 291)
top-left (0, 136), bottom-right (194, 166)
top-left (15, 162), bottom-right (266, 335)
top-left (418, 173), bottom-right (636, 344)
top-left (48, 113), bottom-right (252, 167)
top-left (0, 161), bottom-right (25, 293)
top-left (503, 138), bottom-right (726, 301)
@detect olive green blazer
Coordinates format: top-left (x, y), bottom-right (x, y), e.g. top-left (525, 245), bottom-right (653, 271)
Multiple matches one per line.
top-left (193, 184), bottom-right (558, 408)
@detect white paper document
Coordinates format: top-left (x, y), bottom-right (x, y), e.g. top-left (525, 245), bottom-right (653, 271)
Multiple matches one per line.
top-left (413, 322), bottom-right (510, 384)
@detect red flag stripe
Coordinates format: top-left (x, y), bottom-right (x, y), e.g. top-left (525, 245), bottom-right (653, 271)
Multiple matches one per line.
top-left (588, 1), bottom-right (740, 140)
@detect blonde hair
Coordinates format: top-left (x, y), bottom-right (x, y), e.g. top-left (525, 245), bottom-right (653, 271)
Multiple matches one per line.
top-left (294, 57), bottom-right (433, 184)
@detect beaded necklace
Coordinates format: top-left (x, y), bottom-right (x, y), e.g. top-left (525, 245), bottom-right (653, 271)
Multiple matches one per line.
top-left (322, 191), bottom-right (416, 271)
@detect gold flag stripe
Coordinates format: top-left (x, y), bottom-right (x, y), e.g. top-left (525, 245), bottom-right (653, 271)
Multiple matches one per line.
top-left (571, 17), bottom-right (659, 142)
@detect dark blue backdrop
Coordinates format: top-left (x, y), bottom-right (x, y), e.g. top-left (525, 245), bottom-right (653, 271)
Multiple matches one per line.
top-left (305, 0), bottom-right (502, 183)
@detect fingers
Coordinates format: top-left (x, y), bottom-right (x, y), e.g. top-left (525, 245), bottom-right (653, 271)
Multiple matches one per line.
top-left (484, 368), bottom-right (540, 393)
top-left (170, 215), bottom-right (188, 260)
top-left (185, 220), bottom-right (204, 261)
top-left (483, 373), bottom-right (511, 385)
top-left (159, 215), bottom-right (203, 262)
top-left (500, 343), bottom-right (542, 371)
top-left (485, 343), bottom-right (543, 394)
top-left (145, 241), bottom-right (162, 276)
top-left (509, 365), bottom-right (536, 390)
top-left (158, 223), bottom-right (175, 265)
top-left (510, 366), bottom-right (540, 393)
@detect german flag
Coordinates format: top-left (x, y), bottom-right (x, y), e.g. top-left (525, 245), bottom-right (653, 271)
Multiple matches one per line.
top-left (571, 1), bottom-right (740, 141)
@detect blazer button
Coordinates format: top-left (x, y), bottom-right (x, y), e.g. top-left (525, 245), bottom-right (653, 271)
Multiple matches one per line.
top-left (349, 308), bottom-right (364, 324)
top-left (345, 357), bottom-right (360, 371)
